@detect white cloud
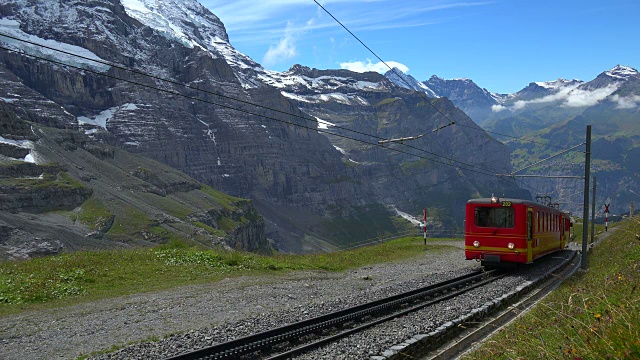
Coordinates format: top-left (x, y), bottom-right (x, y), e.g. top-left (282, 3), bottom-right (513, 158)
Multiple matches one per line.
top-left (262, 22), bottom-right (299, 66)
top-left (340, 60), bottom-right (409, 74)
top-left (202, 0), bottom-right (491, 46)
top-left (506, 84), bottom-right (620, 111)
top-left (491, 104), bottom-right (507, 112)
top-left (563, 85), bottom-right (620, 107)
top-left (611, 94), bottom-right (640, 109)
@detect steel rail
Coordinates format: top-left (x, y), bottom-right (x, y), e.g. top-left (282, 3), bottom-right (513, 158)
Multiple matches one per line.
top-left (166, 270), bottom-right (501, 360)
top-left (425, 251), bottom-right (580, 360)
top-left (266, 270), bottom-right (508, 360)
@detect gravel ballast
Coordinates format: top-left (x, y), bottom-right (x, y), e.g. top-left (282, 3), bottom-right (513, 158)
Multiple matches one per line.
top-left (0, 242), bottom-right (572, 360)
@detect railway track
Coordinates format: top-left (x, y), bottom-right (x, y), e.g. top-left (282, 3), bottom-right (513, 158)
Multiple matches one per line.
top-left (166, 269), bottom-right (506, 360)
top-left (424, 250), bottom-right (581, 360)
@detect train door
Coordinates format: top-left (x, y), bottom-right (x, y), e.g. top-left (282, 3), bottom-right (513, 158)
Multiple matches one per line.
top-left (560, 216), bottom-right (566, 248)
top-left (527, 207), bottom-right (533, 263)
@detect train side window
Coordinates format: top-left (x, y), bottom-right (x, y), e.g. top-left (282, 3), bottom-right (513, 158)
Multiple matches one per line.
top-left (546, 213), bottom-right (549, 231)
top-left (537, 211), bottom-right (540, 231)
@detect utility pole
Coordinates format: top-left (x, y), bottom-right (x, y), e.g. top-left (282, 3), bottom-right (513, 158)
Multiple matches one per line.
top-left (581, 125), bottom-right (591, 269)
top-left (590, 177), bottom-right (596, 249)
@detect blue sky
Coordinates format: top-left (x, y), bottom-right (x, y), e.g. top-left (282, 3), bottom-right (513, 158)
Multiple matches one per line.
top-left (200, 0), bottom-right (639, 94)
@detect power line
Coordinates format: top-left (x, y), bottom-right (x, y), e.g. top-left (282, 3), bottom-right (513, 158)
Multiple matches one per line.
top-left (312, 0), bottom-right (584, 154)
top-left (0, 32), bottom-right (505, 178)
top-left (0, 44), bottom-right (509, 179)
top-left (0, 32), bottom-right (375, 142)
top-left (311, 0), bottom-right (455, 128)
top-left (0, 33), bottom-right (549, 195)
top-left (308, 1), bottom-right (568, 196)
top-left (453, 121), bottom-right (586, 151)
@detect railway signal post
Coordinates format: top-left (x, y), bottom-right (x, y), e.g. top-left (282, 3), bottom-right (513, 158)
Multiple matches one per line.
top-left (423, 208), bottom-right (427, 245)
top-left (604, 203), bottom-right (610, 232)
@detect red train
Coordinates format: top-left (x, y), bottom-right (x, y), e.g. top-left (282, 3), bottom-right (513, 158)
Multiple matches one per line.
top-left (464, 196), bottom-right (570, 267)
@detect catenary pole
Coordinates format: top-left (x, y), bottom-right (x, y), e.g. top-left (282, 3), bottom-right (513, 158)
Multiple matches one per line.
top-left (581, 125), bottom-right (592, 269)
top-left (590, 176), bottom-right (596, 249)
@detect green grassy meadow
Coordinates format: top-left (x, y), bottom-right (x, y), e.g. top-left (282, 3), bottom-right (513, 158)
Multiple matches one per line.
top-left (0, 236), bottom-right (451, 316)
top-left (463, 216), bottom-right (640, 360)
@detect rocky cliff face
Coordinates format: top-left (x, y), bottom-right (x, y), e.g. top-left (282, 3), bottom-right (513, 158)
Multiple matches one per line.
top-left (423, 75), bottom-right (503, 125)
top-left (270, 66), bottom-right (529, 223)
top-left (0, 0), bottom-right (531, 253)
top-left (0, 0), bottom-right (386, 253)
top-left (0, 95), bottom-right (270, 260)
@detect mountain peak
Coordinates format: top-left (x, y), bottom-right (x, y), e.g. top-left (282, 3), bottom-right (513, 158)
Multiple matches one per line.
top-left (605, 65), bottom-right (638, 80)
top-left (384, 69), bottom-right (439, 98)
top-left (121, 0), bottom-right (229, 47)
top-left (533, 78), bottom-right (583, 90)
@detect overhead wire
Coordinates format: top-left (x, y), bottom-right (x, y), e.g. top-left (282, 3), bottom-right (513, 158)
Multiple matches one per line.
top-left (0, 35), bottom-right (550, 199)
top-left (312, 0), bottom-right (585, 154)
top-left (311, 1), bottom-right (553, 195)
top-left (0, 32), bottom-right (505, 177)
top-left (0, 42), bottom-right (509, 179)
top-left (0, 32), bottom-right (553, 195)
top-left (453, 121), bottom-right (586, 151)
top-left (313, 0), bottom-right (584, 197)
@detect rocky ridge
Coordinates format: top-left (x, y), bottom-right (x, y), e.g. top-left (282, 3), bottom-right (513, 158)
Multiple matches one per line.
top-left (0, 98), bottom-right (269, 260)
top-left (386, 66), bottom-right (640, 216)
top-left (1, 0), bottom-right (530, 253)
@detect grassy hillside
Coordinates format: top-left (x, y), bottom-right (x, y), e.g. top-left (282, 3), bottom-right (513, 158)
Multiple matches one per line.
top-left (463, 216), bottom-right (640, 359)
top-left (0, 236), bottom-right (451, 316)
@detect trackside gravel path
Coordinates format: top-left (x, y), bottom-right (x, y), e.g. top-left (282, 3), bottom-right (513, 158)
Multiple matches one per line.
top-left (0, 242), bottom-right (473, 360)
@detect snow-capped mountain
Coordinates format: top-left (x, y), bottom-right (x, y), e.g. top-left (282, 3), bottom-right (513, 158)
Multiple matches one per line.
top-left (605, 64), bottom-right (639, 81)
top-left (0, 0), bottom-right (384, 252)
top-left (424, 75), bottom-right (507, 123)
top-left (0, 0), bottom-right (529, 253)
top-left (385, 65), bottom-right (639, 128)
top-left (385, 65), bottom-right (640, 216)
top-left (383, 68), bottom-right (439, 98)
top-left (533, 78), bottom-right (583, 90)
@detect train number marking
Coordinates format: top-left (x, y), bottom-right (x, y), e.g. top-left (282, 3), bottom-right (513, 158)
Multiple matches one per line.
top-left (501, 201), bottom-right (512, 207)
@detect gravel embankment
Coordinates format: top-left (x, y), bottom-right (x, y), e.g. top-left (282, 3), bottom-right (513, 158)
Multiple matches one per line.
top-left (0, 241), bottom-right (469, 359)
top-left (0, 242), bottom-right (572, 360)
top-left (295, 250), bottom-right (575, 359)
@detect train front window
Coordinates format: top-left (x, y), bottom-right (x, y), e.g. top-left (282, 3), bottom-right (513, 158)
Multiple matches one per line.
top-left (474, 206), bottom-right (514, 228)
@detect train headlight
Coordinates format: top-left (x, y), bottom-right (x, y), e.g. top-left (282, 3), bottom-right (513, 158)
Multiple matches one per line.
top-left (508, 242), bottom-right (515, 250)
top-left (473, 240), bottom-right (480, 248)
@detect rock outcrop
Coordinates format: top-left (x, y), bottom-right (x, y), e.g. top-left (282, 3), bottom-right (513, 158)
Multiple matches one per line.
top-left (0, 0), bottom-right (528, 253)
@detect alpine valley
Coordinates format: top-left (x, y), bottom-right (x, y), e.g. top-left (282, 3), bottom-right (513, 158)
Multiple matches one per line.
top-left (1, 0), bottom-right (631, 259)
top-left (387, 65), bottom-right (640, 218)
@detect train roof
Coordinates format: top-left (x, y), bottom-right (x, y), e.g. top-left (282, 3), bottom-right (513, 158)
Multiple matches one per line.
top-left (467, 198), bottom-right (562, 211)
